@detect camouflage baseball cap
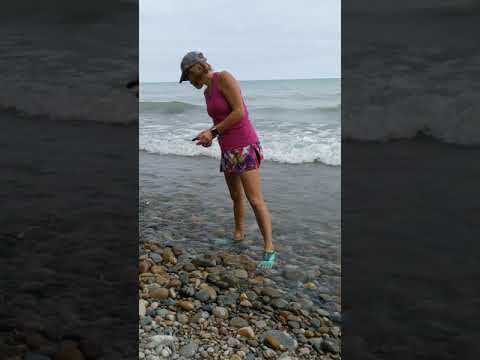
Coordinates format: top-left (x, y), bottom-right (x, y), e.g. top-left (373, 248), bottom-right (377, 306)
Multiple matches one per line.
top-left (179, 51), bottom-right (207, 83)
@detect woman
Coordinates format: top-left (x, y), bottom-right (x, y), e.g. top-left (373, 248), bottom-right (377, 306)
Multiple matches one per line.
top-left (179, 51), bottom-right (277, 269)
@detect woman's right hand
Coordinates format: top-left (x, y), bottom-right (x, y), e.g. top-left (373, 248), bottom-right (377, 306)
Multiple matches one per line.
top-left (202, 140), bottom-right (213, 147)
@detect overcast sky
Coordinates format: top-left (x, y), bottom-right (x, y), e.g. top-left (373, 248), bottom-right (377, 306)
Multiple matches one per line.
top-left (140, 0), bottom-right (340, 82)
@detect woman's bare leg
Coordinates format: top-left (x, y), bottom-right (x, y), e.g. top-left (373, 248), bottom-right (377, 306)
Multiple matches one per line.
top-left (224, 172), bottom-right (245, 241)
top-left (239, 169), bottom-right (274, 252)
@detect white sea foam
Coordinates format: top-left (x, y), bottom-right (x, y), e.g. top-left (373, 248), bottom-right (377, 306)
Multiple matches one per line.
top-left (139, 127), bottom-right (340, 166)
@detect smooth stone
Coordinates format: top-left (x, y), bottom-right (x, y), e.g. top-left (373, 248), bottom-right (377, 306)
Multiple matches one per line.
top-left (150, 335), bottom-right (177, 348)
top-left (177, 313), bottom-right (189, 324)
top-left (177, 300), bottom-right (194, 311)
top-left (192, 255), bottom-right (217, 268)
top-left (227, 337), bottom-right (241, 347)
top-left (162, 248), bottom-right (176, 264)
top-left (264, 335), bottom-right (283, 350)
top-left (238, 326), bottom-right (255, 339)
top-left (271, 298), bottom-right (288, 309)
top-left (310, 318), bottom-right (321, 329)
top-left (150, 286), bottom-right (169, 300)
top-left (230, 317), bottom-right (249, 328)
top-left (139, 300), bottom-right (148, 317)
top-left (261, 287), bottom-right (281, 298)
top-left (179, 343), bottom-right (198, 358)
top-left (150, 253), bottom-right (163, 264)
top-left (247, 339), bottom-right (258, 347)
top-left (195, 289), bottom-right (211, 302)
top-left (212, 306), bottom-right (229, 319)
top-left (253, 320), bottom-right (267, 329)
top-left (232, 269), bottom-right (248, 279)
top-left (260, 330), bottom-right (298, 351)
top-left (288, 321), bottom-right (300, 329)
top-left (240, 300), bottom-right (252, 307)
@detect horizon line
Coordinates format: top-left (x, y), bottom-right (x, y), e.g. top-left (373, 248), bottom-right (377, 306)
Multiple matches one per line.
top-left (141, 76), bottom-right (340, 84)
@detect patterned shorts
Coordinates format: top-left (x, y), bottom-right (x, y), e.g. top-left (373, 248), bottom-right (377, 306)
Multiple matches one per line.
top-left (220, 141), bottom-right (264, 174)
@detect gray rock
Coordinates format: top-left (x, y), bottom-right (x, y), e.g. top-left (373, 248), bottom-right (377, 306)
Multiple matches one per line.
top-left (195, 289), bottom-right (211, 302)
top-left (192, 255), bottom-right (217, 268)
top-left (180, 341), bottom-right (198, 358)
top-left (150, 253), bottom-right (163, 264)
top-left (261, 287), bottom-right (281, 298)
top-left (271, 298), bottom-right (288, 309)
top-left (310, 318), bottom-right (321, 329)
top-left (283, 267), bottom-right (306, 282)
top-left (212, 306), bottom-right (229, 319)
top-left (260, 330), bottom-right (298, 351)
top-left (177, 313), bottom-right (189, 324)
top-left (230, 317), bottom-right (249, 328)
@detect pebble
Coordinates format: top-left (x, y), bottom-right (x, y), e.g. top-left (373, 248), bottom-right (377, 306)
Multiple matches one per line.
top-left (212, 306), bottom-right (229, 319)
top-left (227, 337), bottom-right (241, 348)
top-left (179, 341), bottom-right (198, 358)
top-left (138, 299), bottom-right (147, 316)
top-left (138, 238), bottom-right (340, 360)
top-left (230, 317), bottom-right (249, 328)
top-left (239, 300), bottom-right (252, 307)
top-left (150, 287), bottom-right (169, 300)
top-left (238, 326), bottom-right (255, 339)
top-left (261, 287), bottom-right (281, 298)
top-left (177, 300), bottom-right (194, 311)
top-left (261, 330), bottom-right (298, 351)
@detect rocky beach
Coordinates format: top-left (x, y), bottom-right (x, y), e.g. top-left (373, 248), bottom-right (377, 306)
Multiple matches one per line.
top-left (138, 153), bottom-right (341, 359)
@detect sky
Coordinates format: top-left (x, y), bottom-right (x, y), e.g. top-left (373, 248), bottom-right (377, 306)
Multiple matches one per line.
top-left (140, 0), bottom-right (340, 82)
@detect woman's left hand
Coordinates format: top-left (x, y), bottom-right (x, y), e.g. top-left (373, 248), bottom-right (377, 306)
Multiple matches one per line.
top-left (196, 129), bottom-right (213, 146)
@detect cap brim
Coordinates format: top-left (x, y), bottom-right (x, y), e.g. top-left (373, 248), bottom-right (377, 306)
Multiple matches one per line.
top-left (179, 71), bottom-right (187, 83)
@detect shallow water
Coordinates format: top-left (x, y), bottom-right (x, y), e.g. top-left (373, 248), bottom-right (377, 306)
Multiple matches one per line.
top-left (140, 151), bottom-right (341, 310)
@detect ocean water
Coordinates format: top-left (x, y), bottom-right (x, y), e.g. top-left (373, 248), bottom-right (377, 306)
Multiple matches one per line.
top-left (140, 78), bottom-right (341, 166)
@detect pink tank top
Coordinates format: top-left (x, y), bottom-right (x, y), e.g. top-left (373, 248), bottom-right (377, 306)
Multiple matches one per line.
top-left (205, 72), bottom-right (258, 151)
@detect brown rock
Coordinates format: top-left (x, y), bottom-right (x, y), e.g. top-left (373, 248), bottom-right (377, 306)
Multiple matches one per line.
top-left (177, 300), bottom-right (194, 311)
top-left (264, 335), bottom-right (284, 350)
top-left (150, 265), bottom-right (165, 274)
top-left (162, 248), bottom-right (176, 264)
top-left (168, 279), bottom-right (182, 289)
top-left (155, 274), bottom-right (171, 286)
top-left (238, 326), bottom-right (256, 339)
top-left (139, 260), bottom-right (151, 274)
top-left (150, 287), bottom-right (169, 300)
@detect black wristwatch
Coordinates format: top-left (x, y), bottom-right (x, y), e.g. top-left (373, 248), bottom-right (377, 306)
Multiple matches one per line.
top-left (210, 126), bottom-right (219, 138)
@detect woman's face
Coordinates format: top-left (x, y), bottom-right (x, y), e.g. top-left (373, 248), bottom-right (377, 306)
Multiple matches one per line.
top-left (187, 63), bottom-right (206, 89)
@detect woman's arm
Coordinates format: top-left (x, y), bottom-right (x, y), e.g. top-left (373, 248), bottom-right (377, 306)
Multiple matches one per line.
top-left (214, 71), bottom-right (245, 134)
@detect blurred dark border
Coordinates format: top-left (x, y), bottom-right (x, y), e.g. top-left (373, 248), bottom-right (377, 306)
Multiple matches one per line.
top-left (0, 1), bottom-right (138, 359)
top-left (342, 1), bottom-right (480, 359)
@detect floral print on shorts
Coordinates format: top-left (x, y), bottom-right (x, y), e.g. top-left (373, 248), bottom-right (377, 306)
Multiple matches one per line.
top-left (220, 141), bottom-right (264, 174)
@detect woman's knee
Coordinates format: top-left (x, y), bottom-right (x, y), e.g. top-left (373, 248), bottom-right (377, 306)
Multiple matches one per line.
top-left (230, 191), bottom-right (243, 203)
top-left (247, 195), bottom-right (264, 209)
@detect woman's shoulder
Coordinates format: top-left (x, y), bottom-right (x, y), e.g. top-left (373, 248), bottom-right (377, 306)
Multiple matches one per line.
top-left (217, 71), bottom-right (238, 90)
